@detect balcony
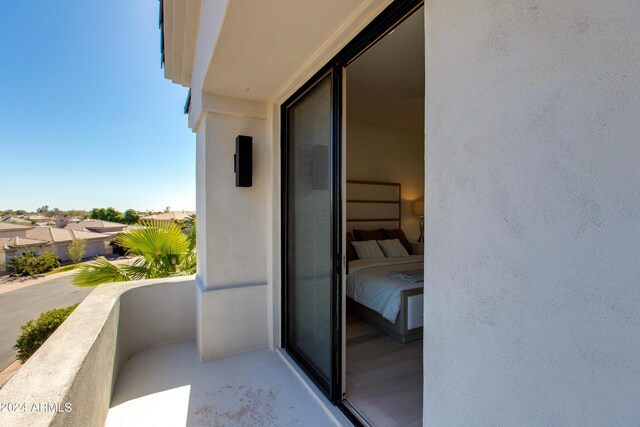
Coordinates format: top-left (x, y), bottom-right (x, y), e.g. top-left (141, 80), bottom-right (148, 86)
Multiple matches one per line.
top-left (0, 276), bottom-right (347, 426)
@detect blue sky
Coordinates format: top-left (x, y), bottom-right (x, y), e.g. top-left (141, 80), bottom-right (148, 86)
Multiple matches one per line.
top-left (0, 1), bottom-right (195, 212)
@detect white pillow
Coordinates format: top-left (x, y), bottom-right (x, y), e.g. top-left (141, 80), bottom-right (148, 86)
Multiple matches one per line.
top-left (377, 239), bottom-right (409, 257)
top-left (351, 240), bottom-right (385, 259)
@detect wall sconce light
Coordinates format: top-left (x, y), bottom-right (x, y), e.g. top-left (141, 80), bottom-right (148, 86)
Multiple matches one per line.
top-left (411, 198), bottom-right (424, 242)
top-left (234, 135), bottom-right (252, 187)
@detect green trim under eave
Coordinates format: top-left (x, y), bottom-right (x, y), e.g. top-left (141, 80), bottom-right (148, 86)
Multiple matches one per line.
top-left (184, 89), bottom-right (191, 115)
top-left (159, 0), bottom-right (165, 68)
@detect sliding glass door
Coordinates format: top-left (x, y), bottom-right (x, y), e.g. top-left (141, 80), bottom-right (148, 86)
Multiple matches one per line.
top-left (282, 69), bottom-right (342, 400)
top-left (282, 1), bottom-right (423, 415)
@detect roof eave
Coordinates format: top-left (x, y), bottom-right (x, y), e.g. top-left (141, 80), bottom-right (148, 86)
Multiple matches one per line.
top-left (160, 0), bottom-right (201, 88)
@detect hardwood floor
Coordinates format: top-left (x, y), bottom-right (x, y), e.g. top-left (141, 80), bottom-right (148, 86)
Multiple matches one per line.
top-left (346, 312), bottom-right (423, 427)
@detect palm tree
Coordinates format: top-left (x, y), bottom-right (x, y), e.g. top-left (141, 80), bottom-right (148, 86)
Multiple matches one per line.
top-left (73, 220), bottom-right (196, 287)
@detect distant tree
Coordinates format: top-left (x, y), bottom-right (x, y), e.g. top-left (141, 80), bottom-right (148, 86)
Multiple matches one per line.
top-left (180, 214), bottom-right (196, 236)
top-left (122, 209), bottom-right (140, 225)
top-left (64, 209), bottom-right (89, 219)
top-left (164, 206), bottom-right (171, 213)
top-left (90, 208), bottom-right (106, 220)
top-left (67, 239), bottom-right (87, 264)
top-left (36, 205), bottom-right (49, 215)
top-left (15, 210), bottom-right (27, 216)
top-left (90, 207), bottom-right (124, 223)
top-left (104, 207), bottom-right (123, 222)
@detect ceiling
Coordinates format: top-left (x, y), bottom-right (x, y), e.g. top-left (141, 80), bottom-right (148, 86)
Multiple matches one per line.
top-left (202, 0), bottom-right (392, 101)
top-left (347, 8), bottom-right (425, 133)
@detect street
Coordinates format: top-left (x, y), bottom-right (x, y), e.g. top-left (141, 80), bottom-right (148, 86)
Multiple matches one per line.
top-left (0, 275), bottom-right (95, 370)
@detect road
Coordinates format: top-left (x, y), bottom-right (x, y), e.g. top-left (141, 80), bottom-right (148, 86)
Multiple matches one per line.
top-left (0, 274), bottom-right (95, 370)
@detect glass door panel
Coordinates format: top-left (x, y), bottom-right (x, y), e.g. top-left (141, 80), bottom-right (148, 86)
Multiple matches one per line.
top-left (283, 72), bottom-right (337, 396)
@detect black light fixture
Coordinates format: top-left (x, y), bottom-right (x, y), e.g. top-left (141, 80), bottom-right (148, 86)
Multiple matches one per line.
top-left (234, 135), bottom-right (252, 187)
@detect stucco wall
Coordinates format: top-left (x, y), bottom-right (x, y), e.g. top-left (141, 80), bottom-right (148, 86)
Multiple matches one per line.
top-left (196, 106), bottom-right (267, 289)
top-left (51, 240), bottom-right (106, 262)
top-left (194, 101), bottom-right (270, 360)
top-left (84, 240), bottom-right (106, 259)
top-left (53, 243), bottom-right (69, 261)
top-left (423, 1), bottom-right (640, 425)
top-left (0, 230), bottom-right (28, 238)
top-left (0, 276), bottom-right (196, 427)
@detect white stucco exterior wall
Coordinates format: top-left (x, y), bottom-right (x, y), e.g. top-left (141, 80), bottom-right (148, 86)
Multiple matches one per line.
top-left (194, 95), bottom-right (270, 360)
top-left (423, 1), bottom-right (640, 425)
top-left (195, 97), bottom-right (268, 288)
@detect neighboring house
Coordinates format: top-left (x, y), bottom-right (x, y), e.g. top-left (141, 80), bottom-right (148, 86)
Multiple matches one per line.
top-left (140, 211), bottom-right (195, 223)
top-left (27, 214), bottom-right (52, 225)
top-left (66, 220), bottom-right (129, 254)
top-left (155, 0), bottom-right (640, 425)
top-left (0, 236), bottom-right (51, 265)
top-left (2, 215), bottom-right (34, 227)
top-left (26, 226), bottom-right (110, 262)
top-left (65, 219), bottom-right (128, 239)
top-left (0, 222), bottom-right (31, 239)
top-left (0, 224), bottom-right (34, 270)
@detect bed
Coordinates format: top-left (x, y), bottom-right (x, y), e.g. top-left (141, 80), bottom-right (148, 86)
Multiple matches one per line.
top-left (346, 256), bottom-right (424, 343)
top-left (345, 180), bottom-right (424, 343)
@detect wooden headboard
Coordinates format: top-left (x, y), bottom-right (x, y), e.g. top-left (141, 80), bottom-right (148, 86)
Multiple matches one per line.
top-left (346, 180), bottom-right (401, 233)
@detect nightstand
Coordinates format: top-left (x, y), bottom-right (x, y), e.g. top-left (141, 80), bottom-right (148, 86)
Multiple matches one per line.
top-left (410, 241), bottom-right (424, 255)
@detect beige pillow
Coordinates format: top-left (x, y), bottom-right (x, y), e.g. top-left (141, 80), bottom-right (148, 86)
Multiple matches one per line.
top-left (377, 239), bottom-right (409, 257)
top-left (351, 240), bottom-right (385, 259)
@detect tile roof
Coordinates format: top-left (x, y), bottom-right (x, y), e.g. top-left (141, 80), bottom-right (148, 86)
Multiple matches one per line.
top-left (0, 237), bottom-right (50, 249)
top-left (0, 222), bottom-right (32, 231)
top-left (26, 227), bottom-right (111, 243)
top-left (140, 211), bottom-right (195, 221)
top-left (65, 220), bottom-right (128, 231)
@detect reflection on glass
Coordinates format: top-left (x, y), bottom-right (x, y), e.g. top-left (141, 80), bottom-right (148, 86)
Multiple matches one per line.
top-left (286, 74), bottom-right (332, 381)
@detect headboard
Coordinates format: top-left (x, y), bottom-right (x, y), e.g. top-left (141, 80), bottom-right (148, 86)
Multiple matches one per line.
top-left (346, 180), bottom-right (401, 233)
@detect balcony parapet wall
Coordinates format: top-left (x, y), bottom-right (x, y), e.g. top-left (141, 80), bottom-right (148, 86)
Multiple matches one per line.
top-left (0, 276), bottom-right (196, 427)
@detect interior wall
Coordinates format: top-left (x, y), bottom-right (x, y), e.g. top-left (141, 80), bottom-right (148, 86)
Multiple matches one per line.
top-left (346, 120), bottom-right (424, 241)
top-left (424, 0), bottom-right (640, 425)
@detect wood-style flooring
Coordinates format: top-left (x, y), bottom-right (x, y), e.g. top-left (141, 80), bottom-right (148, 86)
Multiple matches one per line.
top-left (345, 312), bottom-right (423, 427)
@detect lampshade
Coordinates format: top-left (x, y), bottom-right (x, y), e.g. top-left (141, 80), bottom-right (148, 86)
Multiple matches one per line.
top-left (411, 199), bottom-right (424, 216)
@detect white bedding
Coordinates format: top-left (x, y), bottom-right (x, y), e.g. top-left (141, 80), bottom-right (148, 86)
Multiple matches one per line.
top-left (346, 255), bottom-right (424, 323)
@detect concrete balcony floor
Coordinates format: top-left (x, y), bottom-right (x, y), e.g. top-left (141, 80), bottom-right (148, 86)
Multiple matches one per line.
top-left (105, 340), bottom-right (345, 427)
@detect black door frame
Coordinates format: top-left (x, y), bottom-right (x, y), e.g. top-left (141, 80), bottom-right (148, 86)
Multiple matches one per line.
top-left (281, 0), bottom-right (424, 415)
top-left (281, 66), bottom-right (342, 399)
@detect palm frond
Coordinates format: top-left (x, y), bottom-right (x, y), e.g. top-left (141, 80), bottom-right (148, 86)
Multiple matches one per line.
top-left (73, 257), bottom-right (132, 287)
top-left (75, 220), bottom-right (197, 286)
top-left (117, 221), bottom-right (188, 257)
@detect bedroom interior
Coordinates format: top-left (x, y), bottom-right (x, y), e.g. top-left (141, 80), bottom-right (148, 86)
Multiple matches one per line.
top-left (343, 6), bottom-right (425, 427)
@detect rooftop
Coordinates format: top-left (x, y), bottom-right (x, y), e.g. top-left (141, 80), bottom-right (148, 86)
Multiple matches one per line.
top-left (0, 222), bottom-right (31, 231)
top-left (140, 211), bottom-right (195, 221)
top-left (26, 226), bottom-right (110, 243)
top-left (27, 215), bottom-right (50, 222)
top-left (65, 220), bottom-right (128, 231)
top-left (0, 236), bottom-right (50, 249)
